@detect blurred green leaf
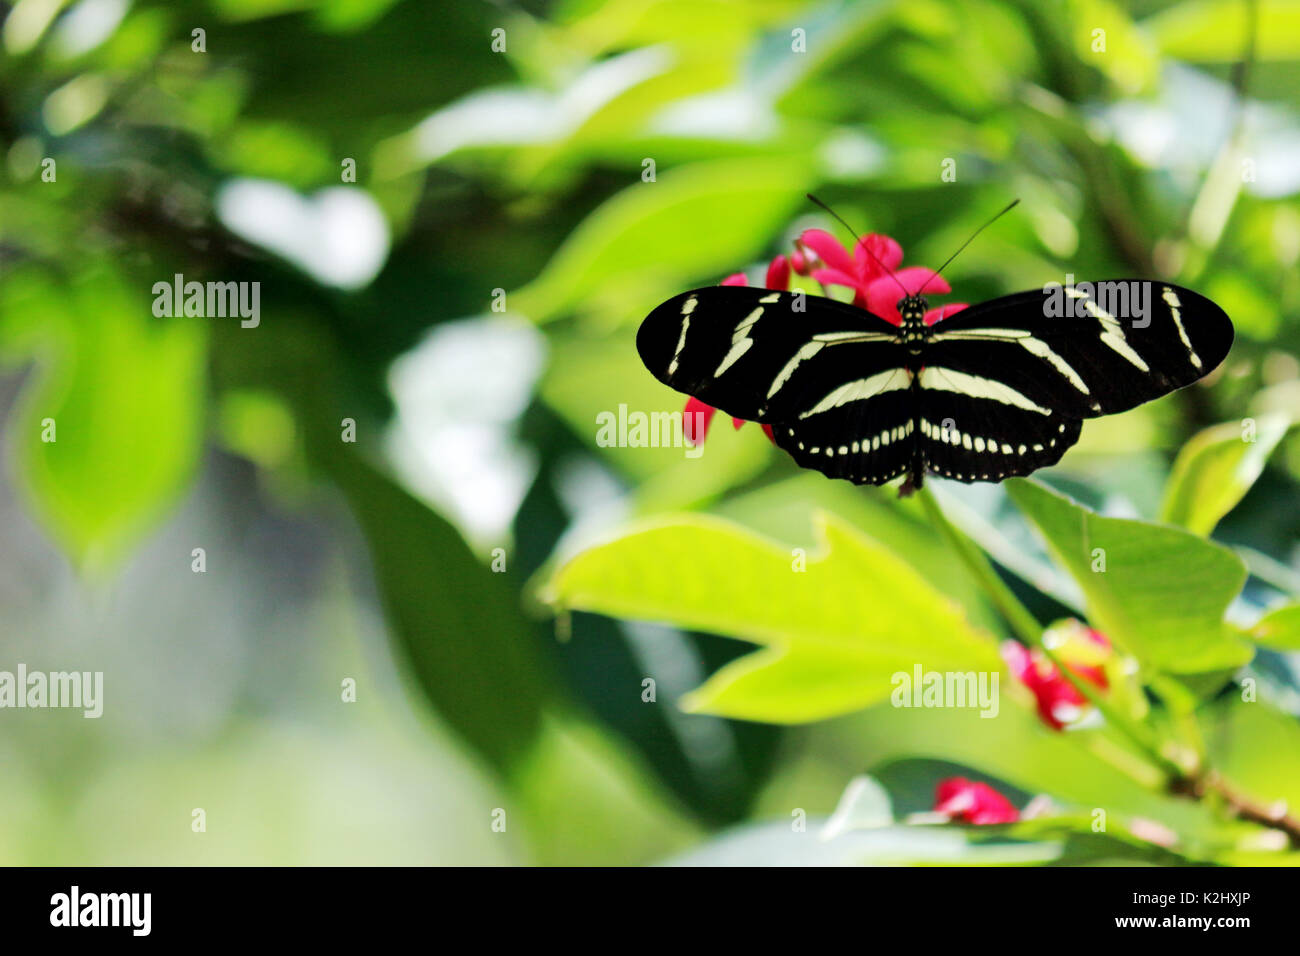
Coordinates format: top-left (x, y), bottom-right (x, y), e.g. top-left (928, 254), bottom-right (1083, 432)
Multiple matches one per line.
top-left (224, 311), bottom-right (554, 772)
top-left (6, 268), bottom-right (205, 574)
top-left (667, 815), bottom-right (1193, 865)
top-left (1069, 0), bottom-right (1159, 95)
top-left (322, 447), bottom-right (551, 771)
top-left (821, 774), bottom-right (894, 838)
top-left (542, 510), bottom-right (1001, 722)
top-left (512, 717), bottom-right (701, 865)
top-left (539, 330), bottom-right (771, 507)
top-left (1005, 479), bottom-right (1252, 673)
top-left (1203, 697), bottom-right (1300, 850)
top-left (1203, 271), bottom-right (1281, 340)
top-left (1247, 602), bottom-right (1300, 651)
top-left (1159, 414), bottom-right (1289, 536)
top-left (209, 120), bottom-right (334, 186)
top-left (847, 699), bottom-right (1229, 853)
top-left (1144, 0), bottom-right (1300, 62)
top-left (715, 475), bottom-right (1007, 633)
top-left (511, 156), bottom-right (813, 323)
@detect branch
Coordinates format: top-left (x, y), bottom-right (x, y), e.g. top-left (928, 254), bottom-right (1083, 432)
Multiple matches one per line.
top-left (1171, 771), bottom-right (1300, 847)
top-left (920, 485), bottom-right (1300, 849)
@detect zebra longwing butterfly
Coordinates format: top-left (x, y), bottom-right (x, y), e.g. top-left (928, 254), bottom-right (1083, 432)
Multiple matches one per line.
top-left (637, 275), bottom-right (1232, 490)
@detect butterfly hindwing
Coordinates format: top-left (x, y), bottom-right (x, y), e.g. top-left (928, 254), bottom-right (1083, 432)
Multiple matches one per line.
top-left (918, 385), bottom-right (1081, 483)
top-left (771, 383), bottom-right (916, 484)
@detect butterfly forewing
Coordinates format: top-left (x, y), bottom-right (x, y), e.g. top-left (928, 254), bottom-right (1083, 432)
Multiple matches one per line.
top-left (926, 280), bottom-right (1233, 418)
top-left (637, 286), bottom-right (903, 424)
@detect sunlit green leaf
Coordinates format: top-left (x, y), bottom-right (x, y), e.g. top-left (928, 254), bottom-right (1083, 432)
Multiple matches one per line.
top-left (8, 268), bottom-right (205, 574)
top-left (1161, 414), bottom-right (1291, 536)
top-left (666, 815), bottom-right (1193, 865)
top-left (511, 156), bottom-right (813, 324)
top-left (1069, 0), bottom-right (1159, 94)
top-left (1005, 479), bottom-right (1252, 673)
top-left (1159, 414), bottom-right (1289, 536)
top-left (321, 446), bottom-right (550, 771)
top-left (1145, 0), bottom-right (1300, 62)
top-left (542, 510), bottom-right (1001, 723)
top-left (1247, 602), bottom-right (1300, 651)
top-left (715, 475), bottom-right (1007, 633)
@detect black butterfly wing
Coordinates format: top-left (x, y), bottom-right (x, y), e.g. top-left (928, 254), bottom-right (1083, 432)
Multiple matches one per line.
top-left (924, 280), bottom-right (1233, 418)
top-left (637, 286), bottom-right (915, 484)
top-left (637, 279), bottom-right (1233, 487)
top-left (769, 384), bottom-right (917, 484)
top-left (637, 286), bottom-right (904, 422)
top-left (917, 382), bottom-right (1082, 483)
top-left (914, 279), bottom-right (1232, 483)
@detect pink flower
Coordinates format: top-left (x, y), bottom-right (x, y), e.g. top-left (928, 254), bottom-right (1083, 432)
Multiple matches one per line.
top-left (800, 227), bottom-right (967, 326)
top-left (1002, 622), bottom-right (1111, 731)
top-left (684, 224), bottom-right (967, 447)
top-left (682, 395), bottom-right (717, 446)
top-left (933, 778), bottom-right (1020, 825)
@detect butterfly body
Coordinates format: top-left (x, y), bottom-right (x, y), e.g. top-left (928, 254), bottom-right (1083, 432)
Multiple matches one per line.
top-left (637, 281), bottom-right (1232, 489)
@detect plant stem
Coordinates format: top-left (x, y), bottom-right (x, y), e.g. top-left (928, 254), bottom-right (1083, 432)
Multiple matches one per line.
top-left (918, 485), bottom-right (1300, 847)
top-left (1168, 771), bottom-right (1300, 846)
top-left (916, 485), bottom-right (1041, 646)
top-left (916, 485), bottom-right (1182, 776)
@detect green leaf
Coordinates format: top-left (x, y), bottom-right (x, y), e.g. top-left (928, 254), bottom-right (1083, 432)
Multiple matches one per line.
top-left (666, 816), bottom-right (1193, 866)
top-left (1068, 0), bottom-right (1159, 94)
top-left (322, 447), bottom-right (551, 771)
top-left (228, 315), bottom-right (553, 772)
top-left (850, 700), bottom-right (1226, 849)
top-left (821, 775), bottom-right (894, 838)
top-left (1159, 415), bottom-right (1290, 536)
top-left (1144, 0), bottom-right (1300, 62)
top-left (542, 510), bottom-right (1001, 723)
top-left (715, 475), bottom-right (1006, 634)
top-left (1005, 479), bottom-right (1252, 674)
top-left (1205, 697), bottom-right (1300, 827)
top-left (1247, 602), bottom-right (1300, 651)
top-left (511, 156), bottom-right (813, 324)
top-left (7, 268), bottom-right (205, 574)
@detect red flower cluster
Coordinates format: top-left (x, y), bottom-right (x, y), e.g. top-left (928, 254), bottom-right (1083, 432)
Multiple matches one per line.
top-left (798, 228), bottom-right (967, 325)
top-left (1002, 621), bottom-right (1112, 731)
top-left (683, 227), bottom-right (966, 447)
top-left (932, 778), bottom-right (1020, 824)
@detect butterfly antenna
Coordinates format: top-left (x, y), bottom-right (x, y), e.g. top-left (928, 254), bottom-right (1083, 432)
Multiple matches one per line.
top-left (917, 199), bottom-right (1020, 296)
top-left (805, 193), bottom-right (909, 298)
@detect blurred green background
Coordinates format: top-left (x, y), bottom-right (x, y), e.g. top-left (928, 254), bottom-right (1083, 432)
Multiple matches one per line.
top-left (1, 0), bottom-right (1298, 865)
